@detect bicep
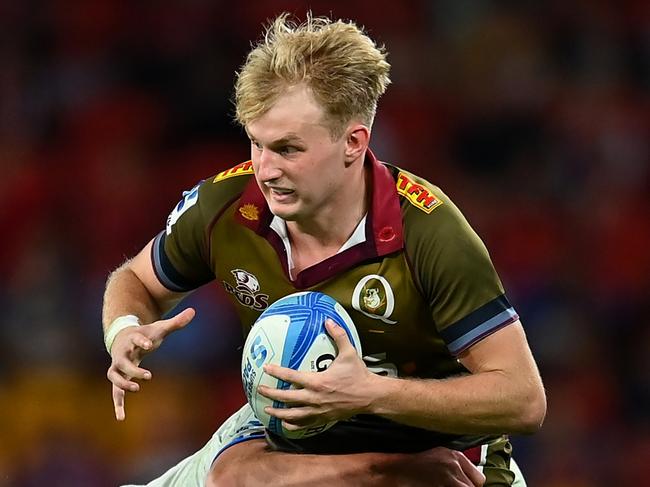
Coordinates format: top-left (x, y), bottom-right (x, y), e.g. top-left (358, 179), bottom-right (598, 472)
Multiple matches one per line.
top-left (457, 320), bottom-right (539, 378)
top-left (129, 238), bottom-right (190, 311)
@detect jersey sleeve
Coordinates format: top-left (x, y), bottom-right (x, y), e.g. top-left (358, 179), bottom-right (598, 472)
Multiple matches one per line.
top-left (403, 180), bottom-right (518, 356)
top-left (151, 180), bottom-right (216, 292)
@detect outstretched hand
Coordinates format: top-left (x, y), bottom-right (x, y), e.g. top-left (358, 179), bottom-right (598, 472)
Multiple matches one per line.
top-left (258, 319), bottom-right (377, 431)
top-left (106, 308), bottom-right (195, 420)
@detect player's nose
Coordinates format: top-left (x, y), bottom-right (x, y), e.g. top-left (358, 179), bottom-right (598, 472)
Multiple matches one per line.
top-left (255, 149), bottom-right (283, 182)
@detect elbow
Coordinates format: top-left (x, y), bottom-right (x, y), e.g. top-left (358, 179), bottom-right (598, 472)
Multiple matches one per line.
top-left (514, 385), bottom-right (547, 434)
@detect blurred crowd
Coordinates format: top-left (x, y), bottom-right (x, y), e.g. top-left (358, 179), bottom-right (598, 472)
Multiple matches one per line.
top-left (1, 1), bottom-right (648, 486)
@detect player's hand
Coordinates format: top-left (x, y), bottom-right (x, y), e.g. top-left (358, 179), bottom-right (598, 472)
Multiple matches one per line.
top-left (386, 447), bottom-right (486, 487)
top-left (258, 318), bottom-right (376, 430)
top-left (417, 447), bottom-right (486, 487)
top-left (106, 308), bottom-right (195, 421)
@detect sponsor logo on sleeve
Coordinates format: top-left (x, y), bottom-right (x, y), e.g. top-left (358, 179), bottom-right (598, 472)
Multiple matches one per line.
top-left (352, 275), bottom-right (397, 324)
top-left (396, 172), bottom-right (443, 214)
top-left (166, 183), bottom-right (200, 235)
top-left (223, 269), bottom-right (269, 311)
top-left (213, 161), bottom-right (255, 182)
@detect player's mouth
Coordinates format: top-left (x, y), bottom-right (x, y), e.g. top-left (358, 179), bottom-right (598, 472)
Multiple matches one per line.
top-left (269, 187), bottom-right (296, 202)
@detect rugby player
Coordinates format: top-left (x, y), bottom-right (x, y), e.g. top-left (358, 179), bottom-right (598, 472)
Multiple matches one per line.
top-left (103, 13), bottom-right (545, 487)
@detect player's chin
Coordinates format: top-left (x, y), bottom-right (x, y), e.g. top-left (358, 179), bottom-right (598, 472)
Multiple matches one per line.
top-left (268, 201), bottom-right (303, 221)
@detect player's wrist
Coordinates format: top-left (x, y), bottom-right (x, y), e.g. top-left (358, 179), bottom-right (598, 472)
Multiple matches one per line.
top-left (104, 314), bottom-right (141, 355)
top-left (364, 374), bottom-right (400, 416)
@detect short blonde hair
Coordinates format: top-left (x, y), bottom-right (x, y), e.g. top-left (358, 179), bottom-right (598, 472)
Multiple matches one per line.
top-left (235, 13), bottom-right (391, 138)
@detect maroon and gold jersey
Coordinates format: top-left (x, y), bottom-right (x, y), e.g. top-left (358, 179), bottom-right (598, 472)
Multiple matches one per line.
top-left (152, 151), bottom-right (518, 458)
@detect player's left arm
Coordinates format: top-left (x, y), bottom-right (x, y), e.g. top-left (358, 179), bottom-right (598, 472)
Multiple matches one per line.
top-left (365, 318), bottom-right (546, 434)
top-left (261, 318), bottom-right (546, 435)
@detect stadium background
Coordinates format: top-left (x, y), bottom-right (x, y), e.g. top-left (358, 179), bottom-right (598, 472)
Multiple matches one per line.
top-left (1, 1), bottom-right (648, 485)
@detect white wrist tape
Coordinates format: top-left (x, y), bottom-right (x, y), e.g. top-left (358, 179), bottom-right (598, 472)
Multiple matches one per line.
top-left (104, 315), bottom-right (141, 355)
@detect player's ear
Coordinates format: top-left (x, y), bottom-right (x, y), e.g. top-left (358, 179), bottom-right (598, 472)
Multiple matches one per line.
top-left (343, 123), bottom-right (370, 165)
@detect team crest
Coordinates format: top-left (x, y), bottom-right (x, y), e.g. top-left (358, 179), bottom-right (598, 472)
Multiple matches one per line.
top-left (239, 203), bottom-right (259, 221)
top-left (223, 269), bottom-right (269, 311)
top-left (363, 288), bottom-right (385, 313)
top-left (352, 275), bottom-right (397, 324)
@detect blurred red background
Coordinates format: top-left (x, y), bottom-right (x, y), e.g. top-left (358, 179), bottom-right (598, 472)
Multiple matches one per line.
top-left (1, 1), bottom-right (648, 486)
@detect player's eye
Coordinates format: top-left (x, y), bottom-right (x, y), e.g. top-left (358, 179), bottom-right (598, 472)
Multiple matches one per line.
top-left (251, 141), bottom-right (263, 151)
top-left (278, 146), bottom-right (299, 156)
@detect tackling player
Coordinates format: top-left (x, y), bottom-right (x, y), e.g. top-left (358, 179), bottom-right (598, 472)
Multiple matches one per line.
top-left (103, 13), bottom-right (545, 487)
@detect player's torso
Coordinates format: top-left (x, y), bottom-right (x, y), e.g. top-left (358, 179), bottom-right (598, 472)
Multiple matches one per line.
top-left (210, 201), bottom-right (463, 381)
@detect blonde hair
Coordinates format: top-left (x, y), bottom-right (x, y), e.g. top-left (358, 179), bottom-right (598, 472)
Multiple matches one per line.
top-left (235, 13), bottom-right (391, 138)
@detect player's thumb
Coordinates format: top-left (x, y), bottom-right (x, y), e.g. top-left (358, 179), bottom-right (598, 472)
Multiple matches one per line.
top-left (159, 307), bottom-right (196, 337)
top-left (325, 319), bottom-right (354, 353)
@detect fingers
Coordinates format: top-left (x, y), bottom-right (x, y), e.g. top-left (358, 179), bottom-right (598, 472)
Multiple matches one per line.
top-left (131, 332), bottom-right (153, 352)
top-left (107, 366), bottom-right (141, 392)
top-left (156, 307), bottom-right (196, 339)
top-left (107, 361), bottom-right (153, 421)
top-left (457, 452), bottom-right (486, 487)
top-left (112, 384), bottom-right (126, 421)
top-left (106, 311), bottom-right (194, 424)
top-left (263, 405), bottom-right (318, 426)
top-left (118, 357), bottom-right (152, 382)
top-left (324, 319), bottom-right (355, 355)
top-left (263, 364), bottom-right (309, 388)
top-left (258, 384), bottom-right (310, 404)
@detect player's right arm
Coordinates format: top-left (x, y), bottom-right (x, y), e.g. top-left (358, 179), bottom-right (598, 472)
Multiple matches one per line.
top-left (103, 166), bottom-right (252, 420)
top-left (102, 238), bottom-right (194, 421)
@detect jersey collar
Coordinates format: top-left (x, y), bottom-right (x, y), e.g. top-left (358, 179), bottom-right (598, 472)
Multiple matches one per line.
top-left (234, 150), bottom-right (403, 287)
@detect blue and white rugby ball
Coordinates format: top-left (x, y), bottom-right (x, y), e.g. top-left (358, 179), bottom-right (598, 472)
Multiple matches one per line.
top-left (241, 291), bottom-right (362, 439)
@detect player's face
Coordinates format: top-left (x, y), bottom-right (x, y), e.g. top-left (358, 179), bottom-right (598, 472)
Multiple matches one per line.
top-left (246, 84), bottom-right (350, 223)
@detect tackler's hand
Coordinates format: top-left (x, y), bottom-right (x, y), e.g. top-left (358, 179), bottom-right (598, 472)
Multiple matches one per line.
top-left (106, 308), bottom-right (195, 421)
top-left (259, 319), bottom-right (377, 431)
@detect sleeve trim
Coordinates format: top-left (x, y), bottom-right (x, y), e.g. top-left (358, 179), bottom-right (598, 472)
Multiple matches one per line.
top-left (151, 231), bottom-right (200, 292)
top-left (439, 295), bottom-right (519, 356)
top-left (447, 309), bottom-right (519, 356)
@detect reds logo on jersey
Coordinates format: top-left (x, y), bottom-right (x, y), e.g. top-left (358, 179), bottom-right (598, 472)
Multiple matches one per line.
top-left (223, 269), bottom-right (269, 311)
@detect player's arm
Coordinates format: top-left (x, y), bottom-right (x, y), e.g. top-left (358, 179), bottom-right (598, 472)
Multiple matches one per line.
top-left (207, 439), bottom-right (486, 487)
top-left (102, 238), bottom-right (188, 328)
top-left (103, 238), bottom-right (194, 421)
top-left (261, 319), bottom-right (545, 435)
top-left (104, 178), bottom-right (219, 419)
top-left (363, 319), bottom-right (546, 434)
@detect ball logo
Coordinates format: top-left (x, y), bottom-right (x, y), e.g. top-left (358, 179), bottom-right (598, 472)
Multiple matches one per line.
top-left (242, 329), bottom-right (274, 407)
top-left (250, 335), bottom-right (267, 367)
top-left (223, 269), bottom-right (269, 311)
top-left (315, 353), bottom-right (335, 372)
top-left (352, 275), bottom-right (397, 324)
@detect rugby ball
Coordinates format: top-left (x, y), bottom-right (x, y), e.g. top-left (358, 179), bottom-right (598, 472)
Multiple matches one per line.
top-left (241, 291), bottom-right (362, 439)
